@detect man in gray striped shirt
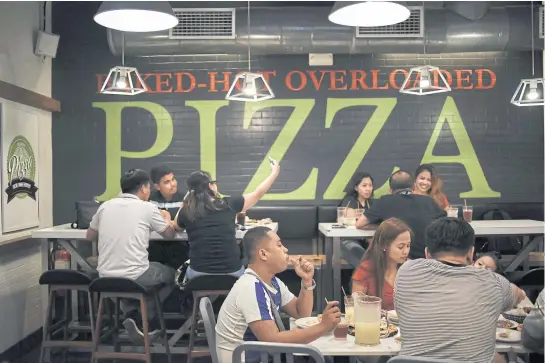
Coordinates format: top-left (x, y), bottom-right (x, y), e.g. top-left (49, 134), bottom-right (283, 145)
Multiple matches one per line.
top-left (395, 217), bottom-right (526, 363)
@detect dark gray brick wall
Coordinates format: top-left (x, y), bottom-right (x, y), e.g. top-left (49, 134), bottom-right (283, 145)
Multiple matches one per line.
top-left (52, 2), bottom-right (544, 224)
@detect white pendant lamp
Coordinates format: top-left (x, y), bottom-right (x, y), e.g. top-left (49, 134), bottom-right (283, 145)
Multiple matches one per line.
top-left (94, 1), bottom-right (178, 33)
top-left (511, 2), bottom-right (544, 107)
top-left (100, 33), bottom-right (147, 96)
top-left (399, 3), bottom-right (450, 97)
top-left (399, 65), bottom-right (451, 96)
top-left (226, 1), bottom-right (274, 102)
top-left (328, 1), bottom-right (411, 27)
top-left (511, 79), bottom-right (545, 106)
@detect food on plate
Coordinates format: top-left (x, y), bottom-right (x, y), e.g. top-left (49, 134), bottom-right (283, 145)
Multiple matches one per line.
top-left (522, 306), bottom-right (532, 314)
top-left (379, 321), bottom-right (398, 337)
top-left (517, 324), bottom-right (523, 332)
top-left (496, 329), bottom-right (511, 339)
top-left (246, 218), bottom-right (273, 225)
top-left (498, 331), bottom-right (510, 339)
top-left (497, 320), bottom-right (517, 329)
top-left (257, 218), bottom-right (273, 225)
top-left (297, 317), bottom-right (320, 328)
top-left (394, 335), bottom-right (402, 343)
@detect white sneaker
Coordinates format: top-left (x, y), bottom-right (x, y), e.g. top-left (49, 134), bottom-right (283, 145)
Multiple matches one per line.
top-left (122, 318), bottom-right (161, 344)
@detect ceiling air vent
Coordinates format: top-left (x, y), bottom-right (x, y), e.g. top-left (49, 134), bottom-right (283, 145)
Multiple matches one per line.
top-left (169, 8), bottom-right (235, 40)
top-left (532, 6), bottom-right (545, 39)
top-left (356, 6), bottom-right (423, 38)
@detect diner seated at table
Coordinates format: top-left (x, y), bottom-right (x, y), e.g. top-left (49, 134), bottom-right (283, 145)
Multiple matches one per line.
top-left (341, 172), bottom-right (374, 216)
top-left (176, 158), bottom-right (280, 281)
top-left (394, 217), bottom-right (526, 363)
top-left (521, 288), bottom-right (544, 355)
top-left (473, 251), bottom-right (503, 274)
top-left (148, 165), bottom-right (188, 269)
top-left (351, 218), bottom-right (411, 311)
top-left (86, 169), bottom-right (178, 343)
top-left (413, 164), bottom-right (449, 209)
top-left (355, 170), bottom-right (446, 259)
top-left (215, 226), bottom-right (341, 363)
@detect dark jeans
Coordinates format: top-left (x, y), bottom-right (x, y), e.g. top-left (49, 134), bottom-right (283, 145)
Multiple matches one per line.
top-left (121, 262), bottom-right (175, 320)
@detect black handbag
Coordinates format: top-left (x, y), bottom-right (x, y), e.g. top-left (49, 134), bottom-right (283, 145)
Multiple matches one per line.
top-left (71, 201), bottom-right (101, 229)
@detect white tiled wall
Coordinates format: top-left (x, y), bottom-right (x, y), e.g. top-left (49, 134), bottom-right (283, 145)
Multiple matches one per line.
top-left (0, 240), bottom-right (42, 349)
top-left (0, 1), bottom-right (53, 354)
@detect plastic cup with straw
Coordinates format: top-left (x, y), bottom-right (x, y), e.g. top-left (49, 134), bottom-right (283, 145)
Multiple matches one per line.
top-left (463, 199), bottom-right (473, 222)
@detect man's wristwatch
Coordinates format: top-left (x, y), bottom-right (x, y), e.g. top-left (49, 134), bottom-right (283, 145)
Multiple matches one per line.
top-left (301, 279), bottom-right (316, 291)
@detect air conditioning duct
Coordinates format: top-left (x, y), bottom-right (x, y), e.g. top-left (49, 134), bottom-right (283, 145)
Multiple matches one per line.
top-left (106, 4), bottom-right (541, 56)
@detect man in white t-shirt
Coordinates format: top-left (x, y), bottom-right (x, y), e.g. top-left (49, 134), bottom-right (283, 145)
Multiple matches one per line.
top-left (86, 169), bottom-right (177, 343)
top-left (216, 226), bottom-right (341, 363)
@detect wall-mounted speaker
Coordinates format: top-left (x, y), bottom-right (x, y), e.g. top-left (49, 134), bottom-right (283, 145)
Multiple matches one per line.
top-left (34, 31), bottom-right (60, 58)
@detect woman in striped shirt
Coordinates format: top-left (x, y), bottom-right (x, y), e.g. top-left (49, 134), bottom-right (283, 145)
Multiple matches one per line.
top-left (351, 218), bottom-right (412, 310)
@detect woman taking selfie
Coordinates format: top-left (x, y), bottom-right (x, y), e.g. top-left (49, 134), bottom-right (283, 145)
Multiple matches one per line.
top-left (351, 218), bottom-right (412, 310)
top-left (176, 160), bottom-right (280, 280)
top-left (413, 164), bottom-right (449, 209)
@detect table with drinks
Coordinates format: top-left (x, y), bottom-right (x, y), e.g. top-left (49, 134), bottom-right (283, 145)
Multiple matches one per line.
top-left (318, 205), bottom-right (545, 306)
top-left (290, 294), bottom-right (530, 361)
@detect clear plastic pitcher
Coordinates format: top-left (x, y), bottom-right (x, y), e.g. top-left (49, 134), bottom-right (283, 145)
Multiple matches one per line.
top-left (354, 295), bottom-right (390, 346)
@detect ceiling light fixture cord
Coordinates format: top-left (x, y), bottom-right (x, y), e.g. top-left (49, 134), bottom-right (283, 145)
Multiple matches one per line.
top-left (531, 1), bottom-right (535, 76)
top-left (422, 1), bottom-right (427, 64)
top-left (247, 0), bottom-right (251, 72)
top-left (121, 32), bottom-right (125, 66)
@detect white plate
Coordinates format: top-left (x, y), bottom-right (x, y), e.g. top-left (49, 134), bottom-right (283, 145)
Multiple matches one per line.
top-left (497, 318), bottom-right (519, 330)
top-left (294, 315), bottom-right (347, 329)
top-left (294, 317), bottom-right (320, 329)
top-left (496, 328), bottom-right (521, 343)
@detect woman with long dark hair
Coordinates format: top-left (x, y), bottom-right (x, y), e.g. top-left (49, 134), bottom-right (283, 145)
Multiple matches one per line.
top-left (413, 164), bottom-right (449, 210)
top-left (176, 162), bottom-right (280, 280)
top-left (341, 172), bottom-right (374, 213)
top-left (351, 218), bottom-right (411, 310)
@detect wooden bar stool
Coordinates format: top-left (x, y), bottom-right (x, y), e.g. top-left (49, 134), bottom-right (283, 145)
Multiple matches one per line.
top-left (182, 275), bottom-right (238, 363)
top-left (89, 277), bottom-right (171, 363)
top-left (38, 270), bottom-right (95, 363)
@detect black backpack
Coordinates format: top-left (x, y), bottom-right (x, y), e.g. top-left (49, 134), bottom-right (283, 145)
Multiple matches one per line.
top-left (481, 209), bottom-right (521, 254)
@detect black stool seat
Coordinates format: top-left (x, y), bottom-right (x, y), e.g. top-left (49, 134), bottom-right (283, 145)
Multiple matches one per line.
top-left (89, 277), bottom-right (162, 294)
top-left (39, 270), bottom-right (93, 285)
top-left (514, 268), bottom-right (544, 286)
top-left (183, 275), bottom-right (238, 291)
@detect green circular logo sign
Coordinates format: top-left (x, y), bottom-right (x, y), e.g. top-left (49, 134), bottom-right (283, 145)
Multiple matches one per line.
top-left (6, 136), bottom-right (37, 201)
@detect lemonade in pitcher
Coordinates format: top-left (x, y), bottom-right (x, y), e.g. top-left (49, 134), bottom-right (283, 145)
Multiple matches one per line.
top-left (354, 295), bottom-right (389, 346)
top-left (355, 322), bottom-right (381, 345)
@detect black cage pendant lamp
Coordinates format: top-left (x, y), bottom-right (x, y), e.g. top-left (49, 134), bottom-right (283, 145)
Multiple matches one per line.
top-left (225, 1), bottom-right (274, 102)
top-left (511, 2), bottom-right (544, 106)
top-left (100, 33), bottom-right (147, 96)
